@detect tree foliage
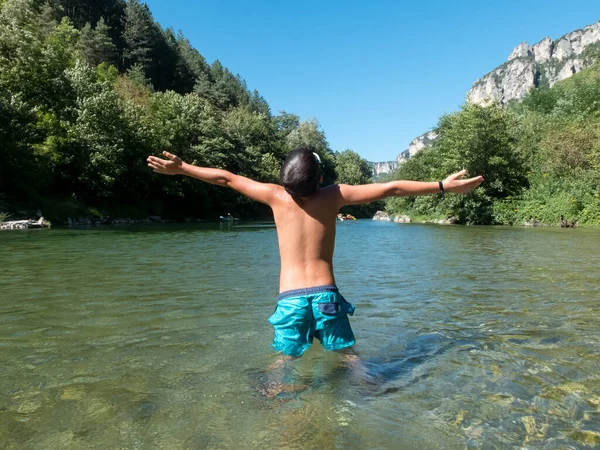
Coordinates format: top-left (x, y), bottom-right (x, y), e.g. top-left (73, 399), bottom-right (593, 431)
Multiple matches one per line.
top-left (335, 150), bottom-right (372, 185)
top-left (0, 0), bottom-right (376, 220)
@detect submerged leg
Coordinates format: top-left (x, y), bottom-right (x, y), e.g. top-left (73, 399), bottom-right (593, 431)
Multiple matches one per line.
top-left (256, 355), bottom-right (309, 398)
top-left (337, 347), bottom-right (377, 386)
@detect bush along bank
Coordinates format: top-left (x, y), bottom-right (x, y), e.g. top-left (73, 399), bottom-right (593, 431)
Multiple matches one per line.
top-left (385, 63), bottom-right (600, 227)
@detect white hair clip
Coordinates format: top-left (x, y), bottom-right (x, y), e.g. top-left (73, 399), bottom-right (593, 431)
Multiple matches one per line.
top-left (313, 152), bottom-right (322, 164)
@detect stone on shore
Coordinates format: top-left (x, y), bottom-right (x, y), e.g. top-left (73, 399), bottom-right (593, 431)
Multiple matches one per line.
top-left (373, 211), bottom-right (391, 221)
top-left (0, 217), bottom-right (50, 230)
top-left (372, 211), bottom-right (412, 223)
top-left (393, 215), bottom-right (411, 223)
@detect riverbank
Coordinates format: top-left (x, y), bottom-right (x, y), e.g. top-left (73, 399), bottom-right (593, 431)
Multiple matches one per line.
top-left (0, 194), bottom-right (278, 229)
top-left (0, 218), bottom-right (51, 230)
top-left (373, 210), bottom-right (582, 227)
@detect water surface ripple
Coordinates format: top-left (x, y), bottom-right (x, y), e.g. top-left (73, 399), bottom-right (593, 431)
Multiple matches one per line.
top-left (1, 221), bottom-right (599, 449)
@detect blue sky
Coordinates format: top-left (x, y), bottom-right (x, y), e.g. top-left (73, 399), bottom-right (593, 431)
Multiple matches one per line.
top-left (145, 0), bottom-right (599, 162)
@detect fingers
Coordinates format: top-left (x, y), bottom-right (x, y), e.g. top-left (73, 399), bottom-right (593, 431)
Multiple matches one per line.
top-left (163, 151), bottom-right (177, 161)
top-left (463, 175), bottom-right (484, 184)
top-left (147, 155), bottom-right (165, 164)
top-left (450, 169), bottom-right (468, 180)
top-left (456, 176), bottom-right (484, 188)
top-left (446, 174), bottom-right (484, 193)
top-left (147, 155), bottom-right (167, 167)
top-left (147, 157), bottom-right (167, 174)
top-left (147, 160), bottom-right (163, 169)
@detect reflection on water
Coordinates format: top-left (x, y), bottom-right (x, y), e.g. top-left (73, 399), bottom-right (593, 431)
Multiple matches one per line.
top-left (1, 221), bottom-right (600, 449)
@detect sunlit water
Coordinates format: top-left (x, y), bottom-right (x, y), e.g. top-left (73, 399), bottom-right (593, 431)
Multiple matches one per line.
top-left (1, 221), bottom-right (600, 449)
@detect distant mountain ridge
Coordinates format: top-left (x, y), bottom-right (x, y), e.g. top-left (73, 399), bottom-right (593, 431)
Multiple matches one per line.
top-left (369, 20), bottom-right (600, 177)
top-left (369, 131), bottom-right (437, 177)
top-left (468, 20), bottom-right (600, 105)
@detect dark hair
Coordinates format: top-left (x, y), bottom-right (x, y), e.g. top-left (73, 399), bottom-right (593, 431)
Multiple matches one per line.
top-left (280, 148), bottom-right (321, 197)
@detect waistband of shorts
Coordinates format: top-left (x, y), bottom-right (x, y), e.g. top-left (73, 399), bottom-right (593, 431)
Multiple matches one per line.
top-left (278, 285), bottom-right (339, 300)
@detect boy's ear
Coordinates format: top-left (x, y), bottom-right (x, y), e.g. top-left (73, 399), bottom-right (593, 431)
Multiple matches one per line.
top-left (320, 175), bottom-right (323, 184)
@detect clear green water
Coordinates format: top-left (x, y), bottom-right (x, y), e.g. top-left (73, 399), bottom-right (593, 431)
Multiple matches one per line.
top-left (1, 221), bottom-right (600, 449)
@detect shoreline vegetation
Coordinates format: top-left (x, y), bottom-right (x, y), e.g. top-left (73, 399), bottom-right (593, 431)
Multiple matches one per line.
top-left (372, 211), bottom-right (581, 228)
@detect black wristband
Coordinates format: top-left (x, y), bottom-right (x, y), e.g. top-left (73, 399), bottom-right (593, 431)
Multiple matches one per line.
top-left (438, 181), bottom-right (445, 198)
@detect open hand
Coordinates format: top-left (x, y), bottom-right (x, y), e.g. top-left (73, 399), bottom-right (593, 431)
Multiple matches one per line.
top-left (147, 151), bottom-right (184, 175)
top-left (443, 169), bottom-right (484, 194)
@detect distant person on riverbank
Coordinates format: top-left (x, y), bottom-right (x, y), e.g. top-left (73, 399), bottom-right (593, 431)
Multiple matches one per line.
top-left (147, 149), bottom-right (483, 360)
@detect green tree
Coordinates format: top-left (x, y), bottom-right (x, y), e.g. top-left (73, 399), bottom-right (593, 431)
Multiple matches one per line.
top-left (0, 92), bottom-right (44, 200)
top-left (77, 22), bottom-right (96, 63)
top-left (49, 0), bottom-right (125, 51)
top-left (250, 89), bottom-right (270, 116)
top-left (92, 17), bottom-right (118, 66)
top-left (285, 118), bottom-right (336, 185)
top-left (122, 0), bottom-right (154, 74)
top-left (334, 149), bottom-right (372, 185)
top-left (176, 32), bottom-right (210, 83)
top-left (387, 103), bottom-right (528, 224)
top-left (273, 111), bottom-right (300, 137)
top-left (335, 149), bottom-right (380, 218)
top-left (222, 105), bottom-right (280, 179)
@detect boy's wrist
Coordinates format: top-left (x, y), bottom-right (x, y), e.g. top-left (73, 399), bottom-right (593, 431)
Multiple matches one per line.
top-left (178, 162), bottom-right (191, 175)
top-left (438, 181), bottom-right (445, 198)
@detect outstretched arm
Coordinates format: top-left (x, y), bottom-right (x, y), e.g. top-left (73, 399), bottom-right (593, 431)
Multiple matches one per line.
top-left (337, 169), bottom-right (484, 206)
top-left (147, 151), bottom-right (280, 205)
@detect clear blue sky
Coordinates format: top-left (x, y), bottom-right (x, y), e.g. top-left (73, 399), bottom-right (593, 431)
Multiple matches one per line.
top-left (145, 0), bottom-right (599, 162)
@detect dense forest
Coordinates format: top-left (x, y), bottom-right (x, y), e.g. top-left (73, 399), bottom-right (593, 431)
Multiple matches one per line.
top-left (0, 0), bottom-right (373, 223)
top-left (386, 58), bottom-right (600, 226)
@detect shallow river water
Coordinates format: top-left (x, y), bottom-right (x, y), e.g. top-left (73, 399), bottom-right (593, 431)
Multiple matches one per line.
top-left (1, 220), bottom-right (600, 449)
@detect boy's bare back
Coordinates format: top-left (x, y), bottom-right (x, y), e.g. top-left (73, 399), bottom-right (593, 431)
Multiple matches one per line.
top-left (270, 185), bottom-right (340, 292)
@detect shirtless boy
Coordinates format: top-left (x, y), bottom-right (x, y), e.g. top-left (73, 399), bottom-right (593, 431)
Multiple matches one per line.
top-left (147, 148), bottom-right (484, 358)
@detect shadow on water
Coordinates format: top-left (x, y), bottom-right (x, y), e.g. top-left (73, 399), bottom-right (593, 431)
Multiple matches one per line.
top-left (360, 333), bottom-right (459, 394)
top-left (248, 333), bottom-right (483, 400)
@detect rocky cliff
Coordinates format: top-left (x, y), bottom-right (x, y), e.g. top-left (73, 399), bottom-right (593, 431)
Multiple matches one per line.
top-left (369, 132), bottom-right (435, 177)
top-left (370, 20), bottom-right (600, 175)
top-left (406, 131), bottom-right (438, 157)
top-left (369, 150), bottom-right (410, 177)
top-left (370, 161), bottom-right (397, 177)
top-left (468, 21), bottom-right (600, 105)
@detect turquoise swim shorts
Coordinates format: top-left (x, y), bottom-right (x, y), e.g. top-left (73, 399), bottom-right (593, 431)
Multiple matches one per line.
top-left (268, 285), bottom-right (356, 357)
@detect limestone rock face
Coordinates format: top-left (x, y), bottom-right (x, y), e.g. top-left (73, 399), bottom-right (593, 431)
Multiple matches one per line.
top-left (468, 58), bottom-right (537, 106)
top-left (501, 59), bottom-right (536, 103)
top-left (467, 20), bottom-right (600, 106)
top-left (531, 37), bottom-right (553, 63)
top-left (370, 161), bottom-right (397, 177)
top-left (368, 132), bottom-right (438, 178)
top-left (408, 131), bottom-right (439, 157)
top-left (553, 38), bottom-right (574, 60)
top-left (368, 149), bottom-right (411, 178)
top-left (508, 42), bottom-right (531, 60)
